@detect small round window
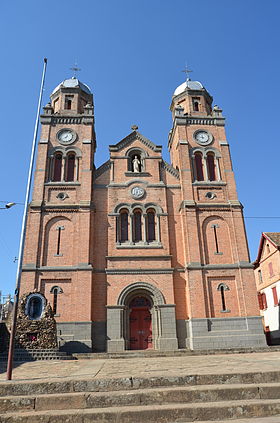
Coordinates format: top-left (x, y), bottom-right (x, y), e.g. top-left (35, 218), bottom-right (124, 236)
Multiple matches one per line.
top-left (25, 293), bottom-right (45, 320)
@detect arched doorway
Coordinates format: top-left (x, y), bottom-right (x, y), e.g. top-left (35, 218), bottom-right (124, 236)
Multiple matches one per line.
top-left (129, 296), bottom-right (152, 350)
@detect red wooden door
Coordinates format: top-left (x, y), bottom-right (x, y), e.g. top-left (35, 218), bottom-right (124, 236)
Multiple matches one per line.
top-left (129, 297), bottom-right (152, 350)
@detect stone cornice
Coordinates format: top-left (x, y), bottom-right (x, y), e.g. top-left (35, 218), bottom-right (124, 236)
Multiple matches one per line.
top-left (186, 262), bottom-right (254, 270)
top-left (22, 264), bottom-right (93, 272)
top-left (40, 114), bottom-right (94, 125)
top-left (105, 268), bottom-right (174, 275)
top-left (179, 200), bottom-right (243, 211)
top-left (106, 255), bottom-right (172, 261)
top-left (168, 115), bottom-right (226, 149)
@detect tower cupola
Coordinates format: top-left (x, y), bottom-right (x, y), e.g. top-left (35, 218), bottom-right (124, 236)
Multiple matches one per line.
top-left (50, 77), bottom-right (93, 114)
top-left (170, 79), bottom-right (213, 117)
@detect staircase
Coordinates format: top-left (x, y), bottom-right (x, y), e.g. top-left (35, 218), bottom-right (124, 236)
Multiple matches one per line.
top-left (0, 348), bottom-right (74, 361)
top-left (1, 370), bottom-right (280, 422)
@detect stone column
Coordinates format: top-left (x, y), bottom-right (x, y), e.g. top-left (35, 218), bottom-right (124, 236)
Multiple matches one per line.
top-left (62, 155), bottom-right (66, 181)
top-left (156, 215), bottom-right (161, 242)
top-left (75, 157), bottom-right (79, 181)
top-left (106, 305), bottom-right (126, 352)
top-left (143, 213), bottom-right (147, 244)
top-left (129, 214), bottom-right (133, 243)
top-left (157, 304), bottom-right (178, 350)
top-left (215, 158), bottom-right (221, 181)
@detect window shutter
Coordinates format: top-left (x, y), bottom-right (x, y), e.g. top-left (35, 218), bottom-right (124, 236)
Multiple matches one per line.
top-left (272, 287), bottom-right (278, 306)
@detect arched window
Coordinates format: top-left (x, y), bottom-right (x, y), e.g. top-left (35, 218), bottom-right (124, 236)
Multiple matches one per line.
top-left (65, 153), bottom-right (75, 182)
top-left (64, 95), bottom-right (73, 110)
top-left (53, 153), bottom-right (62, 181)
top-left (206, 153), bottom-right (216, 181)
top-left (50, 286), bottom-right (63, 315)
top-left (133, 210), bottom-right (142, 242)
top-left (217, 283), bottom-right (229, 312)
top-left (194, 152), bottom-right (204, 181)
top-left (120, 210), bottom-right (129, 242)
top-left (193, 100), bottom-right (199, 111)
top-left (147, 209), bottom-right (156, 242)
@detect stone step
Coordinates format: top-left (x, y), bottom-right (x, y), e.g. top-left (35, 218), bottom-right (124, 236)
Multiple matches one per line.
top-left (73, 346), bottom-right (280, 360)
top-left (1, 371), bottom-right (280, 397)
top-left (1, 383), bottom-right (280, 414)
top-left (0, 349), bottom-right (74, 361)
top-left (1, 399), bottom-right (280, 422)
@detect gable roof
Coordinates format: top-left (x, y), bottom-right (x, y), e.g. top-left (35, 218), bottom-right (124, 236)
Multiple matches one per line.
top-left (109, 131), bottom-right (162, 153)
top-left (255, 232), bottom-right (280, 265)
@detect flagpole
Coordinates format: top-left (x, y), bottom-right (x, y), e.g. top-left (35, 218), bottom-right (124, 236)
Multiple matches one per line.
top-left (6, 58), bottom-right (48, 380)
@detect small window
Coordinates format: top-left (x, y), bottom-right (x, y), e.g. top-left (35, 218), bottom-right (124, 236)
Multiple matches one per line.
top-left (258, 292), bottom-right (264, 310)
top-left (147, 210), bottom-right (156, 242)
top-left (194, 152), bottom-right (204, 181)
top-left (64, 95), bottom-right (73, 110)
top-left (206, 153), bottom-right (216, 181)
top-left (133, 210), bottom-right (142, 242)
top-left (258, 269), bottom-right (263, 284)
top-left (262, 292), bottom-right (268, 309)
top-left (268, 262), bottom-right (274, 277)
top-left (53, 153), bottom-right (62, 181)
top-left (258, 292), bottom-right (267, 310)
top-left (192, 97), bottom-right (200, 112)
top-left (217, 283), bottom-right (229, 312)
top-left (267, 244), bottom-right (270, 254)
top-left (120, 210), bottom-right (129, 242)
top-left (272, 287), bottom-right (278, 306)
top-left (65, 153), bottom-right (75, 182)
top-left (50, 286), bottom-right (63, 315)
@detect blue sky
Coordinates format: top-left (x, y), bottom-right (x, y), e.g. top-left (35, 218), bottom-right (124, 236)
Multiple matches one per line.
top-left (1, 0), bottom-right (280, 295)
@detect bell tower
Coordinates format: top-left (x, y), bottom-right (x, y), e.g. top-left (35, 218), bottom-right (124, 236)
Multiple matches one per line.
top-left (169, 79), bottom-right (266, 349)
top-left (21, 77), bottom-right (96, 351)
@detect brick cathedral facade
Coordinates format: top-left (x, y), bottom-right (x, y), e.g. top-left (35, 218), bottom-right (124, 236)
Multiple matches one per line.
top-left (21, 77), bottom-right (266, 352)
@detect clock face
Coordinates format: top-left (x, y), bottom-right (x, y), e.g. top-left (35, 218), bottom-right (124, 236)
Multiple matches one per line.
top-left (57, 129), bottom-right (76, 145)
top-left (194, 130), bottom-right (213, 145)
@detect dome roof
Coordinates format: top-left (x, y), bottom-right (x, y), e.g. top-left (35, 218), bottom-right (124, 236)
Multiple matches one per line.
top-left (51, 77), bottom-right (92, 95)
top-left (173, 80), bottom-right (204, 96)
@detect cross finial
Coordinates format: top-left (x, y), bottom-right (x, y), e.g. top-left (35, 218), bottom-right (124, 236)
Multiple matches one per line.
top-left (182, 64), bottom-right (192, 81)
top-left (70, 62), bottom-right (81, 78)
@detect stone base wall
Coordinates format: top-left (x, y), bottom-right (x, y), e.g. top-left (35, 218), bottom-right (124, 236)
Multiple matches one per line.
top-left (57, 322), bottom-right (93, 353)
top-left (177, 316), bottom-right (267, 350)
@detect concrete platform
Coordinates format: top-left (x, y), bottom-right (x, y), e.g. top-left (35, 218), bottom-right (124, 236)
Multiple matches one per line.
top-left (1, 351), bottom-right (280, 422)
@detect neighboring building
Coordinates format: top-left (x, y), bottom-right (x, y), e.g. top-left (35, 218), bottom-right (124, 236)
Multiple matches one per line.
top-left (254, 232), bottom-right (280, 345)
top-left (0, 294), bottom-right (12, 321)
top-left (20, 76), bottom-right (266, 352)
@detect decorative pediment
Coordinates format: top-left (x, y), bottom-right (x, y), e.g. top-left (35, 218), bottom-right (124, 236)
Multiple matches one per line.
top-left (109, 131), bottom-right (162, 153)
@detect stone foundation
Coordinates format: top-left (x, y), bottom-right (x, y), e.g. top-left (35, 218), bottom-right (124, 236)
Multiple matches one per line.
top-left (177, 316), bottom-right (267, 350)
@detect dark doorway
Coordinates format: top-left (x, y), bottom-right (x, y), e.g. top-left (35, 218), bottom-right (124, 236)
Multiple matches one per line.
top-left (129, 296), bottom-right (152, 350)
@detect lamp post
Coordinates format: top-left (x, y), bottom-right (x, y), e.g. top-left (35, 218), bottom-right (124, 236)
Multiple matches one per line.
top-left (6, 58), bottom-right (48, 381)
top-left (0, 203), bottom-right (16, 210)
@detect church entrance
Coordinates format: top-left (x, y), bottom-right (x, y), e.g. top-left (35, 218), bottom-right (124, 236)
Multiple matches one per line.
top-left (129, 296), bottom-right (152, 350)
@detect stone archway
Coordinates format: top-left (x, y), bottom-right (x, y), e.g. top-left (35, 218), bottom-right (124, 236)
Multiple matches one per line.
top-left (106, 282), bottom-right (178, 352)
top-left (118, 282), bottom-right (166, 351)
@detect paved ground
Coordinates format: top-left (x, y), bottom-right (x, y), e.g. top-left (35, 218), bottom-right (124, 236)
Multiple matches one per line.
top-left (1, 350), bottom-right (280, 382)
top-left (194, 419), bottom-right (280, 423)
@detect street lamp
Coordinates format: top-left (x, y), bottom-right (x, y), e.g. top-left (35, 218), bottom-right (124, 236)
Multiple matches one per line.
top-left (0, 203), bottom-right (16, 210)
